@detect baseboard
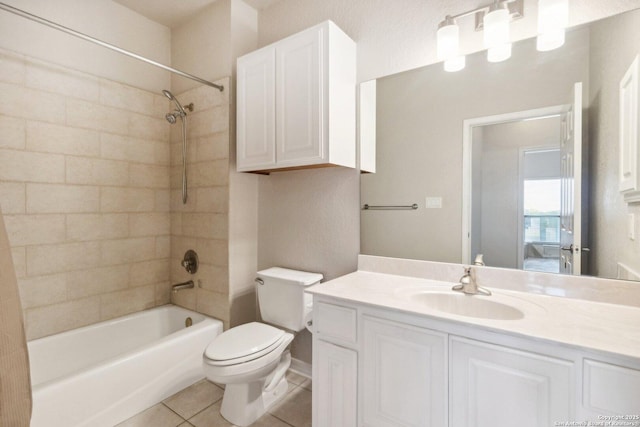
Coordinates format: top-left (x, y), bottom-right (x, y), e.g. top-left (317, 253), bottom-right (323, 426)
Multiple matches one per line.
top-left (289, 358), bottom-right (312, 379)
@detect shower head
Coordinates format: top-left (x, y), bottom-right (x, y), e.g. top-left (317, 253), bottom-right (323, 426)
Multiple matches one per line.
top-left (162, 89), bottom-right (186, 116)
top-left (165, 112), bottom-right (178, 124)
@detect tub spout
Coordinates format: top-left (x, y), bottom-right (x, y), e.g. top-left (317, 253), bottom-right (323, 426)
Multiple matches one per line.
top-left (172, 280), bottom-right (194, 293)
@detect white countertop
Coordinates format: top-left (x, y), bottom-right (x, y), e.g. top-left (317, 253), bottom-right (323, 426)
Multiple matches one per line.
top-left (307, 270), bottom-right (640, 360)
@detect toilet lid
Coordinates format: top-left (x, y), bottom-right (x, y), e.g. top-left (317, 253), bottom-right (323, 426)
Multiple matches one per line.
top-left (205, 322), bottom-right (285, 362)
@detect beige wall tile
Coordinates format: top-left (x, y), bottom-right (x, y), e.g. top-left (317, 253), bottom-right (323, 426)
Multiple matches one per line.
top-left (183, 213), bottom-right (228, 240)
top-left (25, 296), bottom-right (101, 340)
top-left (66, 156), bottom-right (129, 186)
top-left (155, 140), bottom-right (170, 165)
top-left (66, 213), bottom-right (129, 241)
top-left (27, 241), bottom-right (101, 276)
top-left (129, 213), bottom-right (170, 237)
top-left (100, 237), bottom-right (157, 266)
top-left (26, 121), bottom-right (100, 156)
top-left (100, 285), bottom-right (155, 320)
top-left (0, 149), bottom-right (65, 183)
top-left (66, 98), bottom-right (129, 134)
top-left (0, 183), bottom-right (25, 214)
top-left (26, 62), bottom-right (100, 102)
top-left (27, 184), bottom-right (99, 213)
top-left (195, 131), bottom-right (229, 161)
top-left (66, 265), bottom-right (130, 299)
top-left (17, 273), bottom-right (67, 309)
top-left (0, 82), bottom-right (66, 124)
top-left (155, 236), bottom-right (171, 259)
top-left (100, 80), bottom-right (155, 115)
top-left (170, 287), bottom-right (196, 311)
top-left (170, 236), bottom-right (197, 262)
top-left (4, 214), bottom-right (66, 246)
top-left (100, 187), bottom-right (155, 212)
top-left (155, 281), bottom-right (171, 305)
top-left (195, 288), bottom-right (229, 323)
top-left (155, 189), bottom-right (170, 212)
top-left (192, 159), bottom-right (229, 187)
top-left (130, 259), bottom-right (170, 286)
top-left (0, 116), bottom-right (25, 150)
top-left (10, 246), bottom-right (26, 278)
top-left (170, 189), bottom-right (198, 212)
top-left (171, 141), bottom-right (198, 165)
top-left (128, 113), bottom-right (169, 142)
top-left (0, 51), bottom-right (25, 84)
top-left (197, 264), bottom-right (228, 293)
top-left (129, 163), bottom-right (170, 189)
top-left (196, 187), bottom-right (228, 213)
top-left (100, 133), bottom-right (163, 165)
top-left (196, 238), bottom-right (228, 266)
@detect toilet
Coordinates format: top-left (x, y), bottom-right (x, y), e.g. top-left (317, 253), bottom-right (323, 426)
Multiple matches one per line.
top-left (203, 267), bottom-right (322, 426)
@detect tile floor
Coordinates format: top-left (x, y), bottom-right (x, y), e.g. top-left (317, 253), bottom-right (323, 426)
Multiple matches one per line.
top-left (116, 371), bottom-right (312, 427)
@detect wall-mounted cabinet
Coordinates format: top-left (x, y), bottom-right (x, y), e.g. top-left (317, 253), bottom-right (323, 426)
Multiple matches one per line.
top-left (236, 20), bottom-right (356, 173)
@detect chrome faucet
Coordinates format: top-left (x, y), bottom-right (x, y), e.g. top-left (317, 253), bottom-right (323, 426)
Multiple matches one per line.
top-left (452, 267), bottom-right (491, 296)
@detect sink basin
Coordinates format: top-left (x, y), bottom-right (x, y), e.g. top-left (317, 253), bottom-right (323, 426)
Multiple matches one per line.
top-left (403, 291), bottom-right (525, 320)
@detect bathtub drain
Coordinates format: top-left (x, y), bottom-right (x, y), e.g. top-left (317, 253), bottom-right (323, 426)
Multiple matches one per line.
top-left (185, 317), bottom-right (193, 327)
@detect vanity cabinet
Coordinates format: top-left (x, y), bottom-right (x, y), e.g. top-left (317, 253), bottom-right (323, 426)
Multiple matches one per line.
top-left (236, 20), bottom-right (356, 173)
top-left (312, 296), bottom-right (640, 426)
top-left (449, 337), bottom-right (574, 427)
top-left (314, 340), bottom-right (358, 427)
top-left (361, 316), bottom-right (447, 427)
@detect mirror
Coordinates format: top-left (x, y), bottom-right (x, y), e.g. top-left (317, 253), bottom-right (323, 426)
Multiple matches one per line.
top-left (361, 8), bottom-right (640, 281)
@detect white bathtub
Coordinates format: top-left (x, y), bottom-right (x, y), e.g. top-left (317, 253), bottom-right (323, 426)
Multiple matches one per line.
top-left (28, 305), bottom-right (223, 427)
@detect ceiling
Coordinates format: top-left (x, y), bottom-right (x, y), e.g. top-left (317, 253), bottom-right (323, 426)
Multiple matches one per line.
top-left (113, 0), bottom-right (280, 28)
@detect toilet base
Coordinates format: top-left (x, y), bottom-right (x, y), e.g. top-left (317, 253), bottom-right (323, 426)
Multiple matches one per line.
top-left (220, 375), bottom-right (289, 426)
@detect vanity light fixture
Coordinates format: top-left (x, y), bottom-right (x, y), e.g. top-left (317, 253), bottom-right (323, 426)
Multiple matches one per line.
top-left (436, 0), bottom-right (569, 72)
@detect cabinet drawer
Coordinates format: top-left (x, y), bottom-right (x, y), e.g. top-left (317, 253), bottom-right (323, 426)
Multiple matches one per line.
top-left (584, 359), bottom-right (640, 414)
top-left (314, 302), bottom-right (357, 344)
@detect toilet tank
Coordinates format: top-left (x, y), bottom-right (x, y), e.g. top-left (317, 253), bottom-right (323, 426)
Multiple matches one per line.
top-left (256, 267), bottom-right (323, 332)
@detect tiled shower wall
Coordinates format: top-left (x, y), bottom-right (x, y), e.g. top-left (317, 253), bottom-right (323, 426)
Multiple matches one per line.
top-left (0, 47), bottom-right (228, 339)
top-left (169, 81), bottom-right (232, 328)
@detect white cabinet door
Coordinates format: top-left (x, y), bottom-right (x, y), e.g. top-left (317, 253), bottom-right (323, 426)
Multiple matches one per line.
top-left (276, 24), bottom-right (323, 167)
top-left (362, 316), bottom-right (447, 427)
top-left (450, 337), bottom-right (574, 427)
top-left (313, 340), bottom-right (357, 427)
top-left (582, 359), bottom-right (640, 417)
top-left (236, 47), bottom-right (276, 171)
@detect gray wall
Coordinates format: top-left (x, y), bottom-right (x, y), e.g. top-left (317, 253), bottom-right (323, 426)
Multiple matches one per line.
top-left (589, 9), bottom-right (640, 278)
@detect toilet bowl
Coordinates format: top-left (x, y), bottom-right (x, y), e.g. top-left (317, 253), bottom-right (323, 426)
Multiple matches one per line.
top-left (203, 322), bottom-right (294, 426)
top-left (202, 267), bottom-right (322, 426)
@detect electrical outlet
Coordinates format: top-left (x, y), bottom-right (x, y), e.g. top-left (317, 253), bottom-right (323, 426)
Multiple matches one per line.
top-left (629, 214), bottom-right (635, 240)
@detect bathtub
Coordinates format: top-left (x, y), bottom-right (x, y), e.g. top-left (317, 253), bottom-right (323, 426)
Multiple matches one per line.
top-left (28, 305), bottom-right (223, 427)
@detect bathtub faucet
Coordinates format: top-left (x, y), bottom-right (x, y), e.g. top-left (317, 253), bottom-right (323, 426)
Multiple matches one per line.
top-left (172, 280), bottom-right (195, 293)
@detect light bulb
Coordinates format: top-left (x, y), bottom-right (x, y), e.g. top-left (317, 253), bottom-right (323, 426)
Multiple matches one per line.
top-left (437, 17), bottom-right (459, 61)
top-left (484, 6), bottom-right (510, 50)
top-left (487, 43), bottom-right (512, 62)
top-left (537, 0), bottom-right (568, 51)
top-left (444, 55), bottom-right (466, 72)
top-left (537, 29), bottom-right (565, 51)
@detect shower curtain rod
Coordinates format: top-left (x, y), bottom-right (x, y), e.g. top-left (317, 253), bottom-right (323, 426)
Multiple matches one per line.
top-left (0, 2), bottom-right (224, 92)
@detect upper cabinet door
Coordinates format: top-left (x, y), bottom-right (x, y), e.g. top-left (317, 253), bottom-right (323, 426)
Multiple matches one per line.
top-left (236, 21), bottom-right (356, 174)
top-left (276, 25), bottom-right (323, 167)
top-left (237, 48), bottom-right (276, 171)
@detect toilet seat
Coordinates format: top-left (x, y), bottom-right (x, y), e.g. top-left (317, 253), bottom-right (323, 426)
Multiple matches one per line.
top-left (204, 322), bottom-right (286, 366)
